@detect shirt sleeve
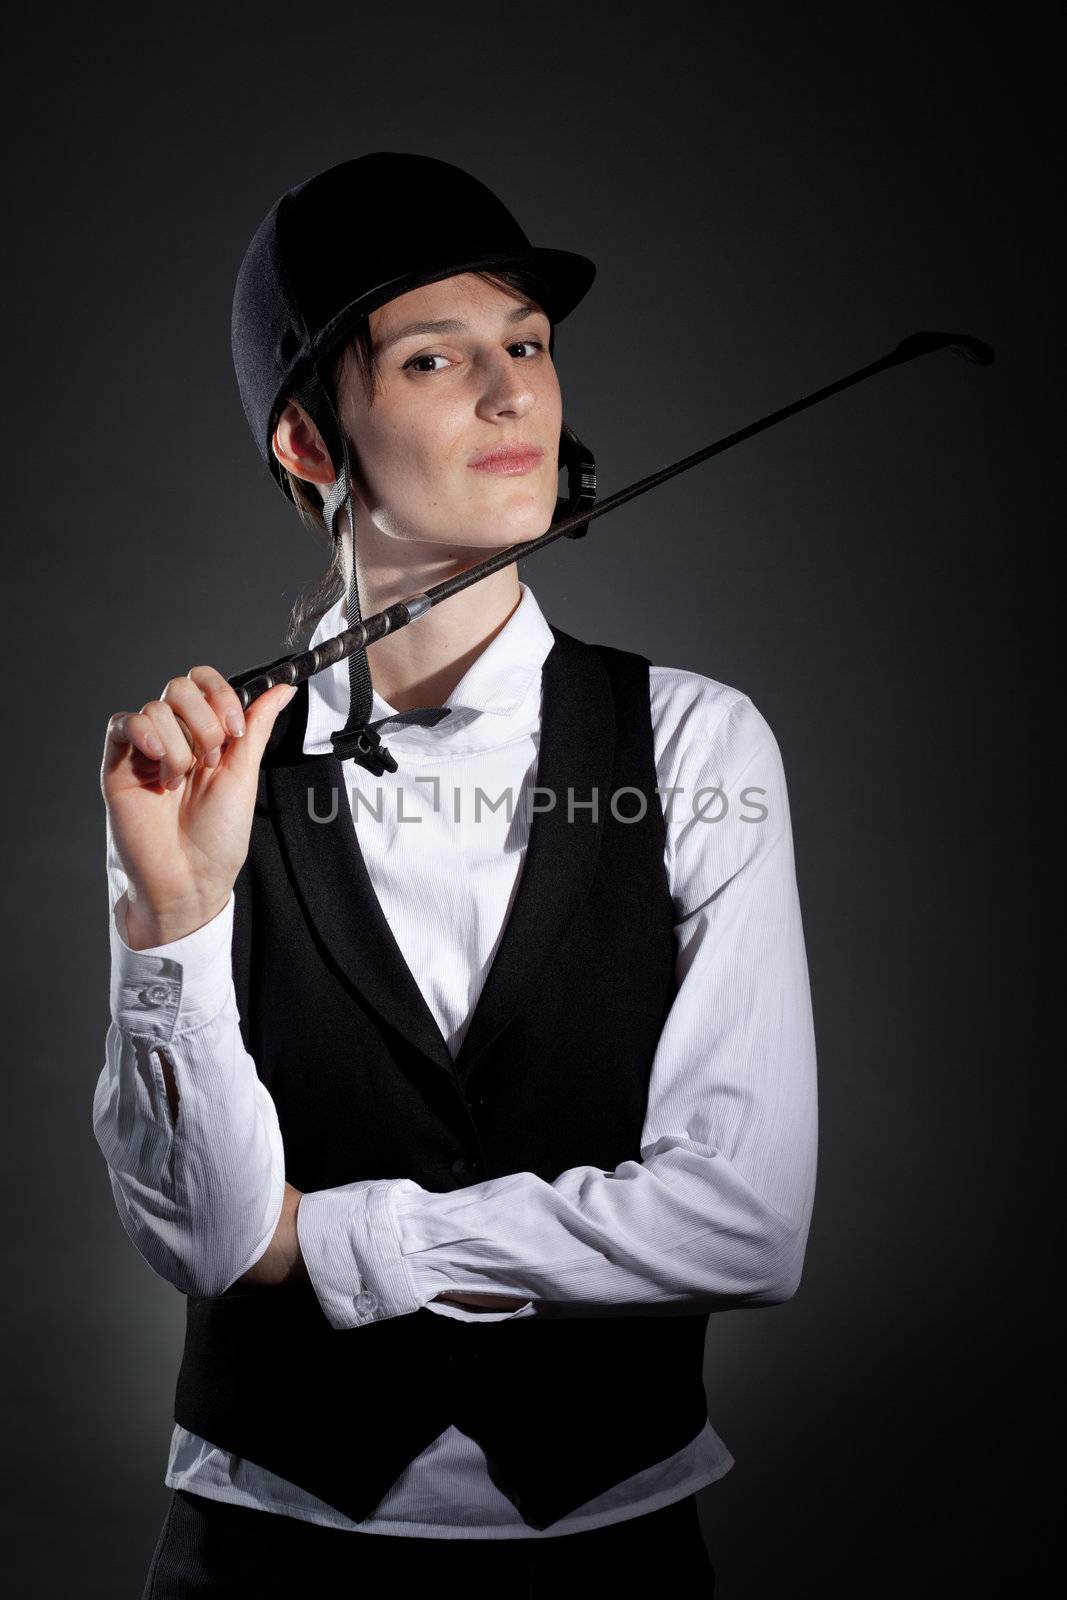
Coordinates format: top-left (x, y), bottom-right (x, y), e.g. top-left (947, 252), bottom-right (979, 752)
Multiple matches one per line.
top-left (92, 813), bottom-right (286, 1297)
top-left (296, 688), bottom-right (819, 1332)
top-left (93, 817), bottom-right (474, 1323)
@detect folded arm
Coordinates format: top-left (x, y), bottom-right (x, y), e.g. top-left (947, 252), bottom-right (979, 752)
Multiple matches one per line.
top-left (296, 693), bottom-right (819, 1331)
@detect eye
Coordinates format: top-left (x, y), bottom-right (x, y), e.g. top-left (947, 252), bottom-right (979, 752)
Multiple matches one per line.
top-left (404, 352), bottom-right (450, 374)
top-left (402, 340), bottom-right (547, 375)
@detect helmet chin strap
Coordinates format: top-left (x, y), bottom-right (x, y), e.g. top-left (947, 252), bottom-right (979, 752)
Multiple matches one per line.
top-left (321, 435), bottom-right (453, 775)
top-left (297, 369), bottom-right (453, 776)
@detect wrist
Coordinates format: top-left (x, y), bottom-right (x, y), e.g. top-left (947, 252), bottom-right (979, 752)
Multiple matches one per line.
top-left (238, 1185), bottom-right (307, 1288)
top-left (124, 887), bottom-right (231, 950)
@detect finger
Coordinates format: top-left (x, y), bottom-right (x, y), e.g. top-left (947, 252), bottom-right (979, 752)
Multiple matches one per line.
top-left (102, 710), bottom-right (167, 779)
top-left (159, 675), bottom-right (228, 766)
top-left (139, 699), bottom-right (201, 789)
top-left (224, 681), bottom-right (298, 779)
top-left (188, 664), bottom-right (247, 743)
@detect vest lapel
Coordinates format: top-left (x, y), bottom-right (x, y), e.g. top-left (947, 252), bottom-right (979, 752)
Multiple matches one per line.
top-left (453, 627), bottom-right (615, 1083)
top-left (265, 626), bottom-right (616, 1091)
top-left (267, 704), bottom-right (458, 1083)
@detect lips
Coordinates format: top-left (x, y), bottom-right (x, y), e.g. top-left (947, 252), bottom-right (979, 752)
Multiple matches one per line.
top-left (469, 443), bottom-right (546, 472)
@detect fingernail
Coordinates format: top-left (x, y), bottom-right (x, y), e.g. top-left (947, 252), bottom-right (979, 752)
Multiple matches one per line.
top-left (145, 735), bottom-right (164, 759)
top-left (204, 746), bottom-right (221, 768)
top-left (226, 712), bottom-right (245, 738)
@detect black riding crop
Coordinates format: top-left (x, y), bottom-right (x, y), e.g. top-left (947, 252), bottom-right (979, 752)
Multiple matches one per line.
top-left (227, 329), bottom-right (993, 712)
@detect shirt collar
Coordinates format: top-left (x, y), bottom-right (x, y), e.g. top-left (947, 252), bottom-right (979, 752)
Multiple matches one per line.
top-left (302, 580), bottom-right (555, 759)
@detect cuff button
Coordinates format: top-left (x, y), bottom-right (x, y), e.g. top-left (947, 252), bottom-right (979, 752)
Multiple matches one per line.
top-left (138, 983), bottom-right (173, 1007)
top-left (354, 1290), bottom-right (378, 1315)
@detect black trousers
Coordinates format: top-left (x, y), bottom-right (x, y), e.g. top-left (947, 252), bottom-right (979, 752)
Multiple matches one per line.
top-left (142, 1486), bottom-right (717, 1596)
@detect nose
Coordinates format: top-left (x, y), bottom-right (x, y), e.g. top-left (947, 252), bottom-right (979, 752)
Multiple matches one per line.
top-left (474, 347), bottom-right (537, 421)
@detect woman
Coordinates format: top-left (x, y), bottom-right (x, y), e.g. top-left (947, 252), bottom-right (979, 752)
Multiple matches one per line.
top-left (95, 152), bottom-right (818, 1595)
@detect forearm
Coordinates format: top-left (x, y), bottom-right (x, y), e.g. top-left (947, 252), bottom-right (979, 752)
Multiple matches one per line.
top-left (242, 1183), bottom-right (527, 1309)
top-left (94, 1012), bottom-right (286, 1296)
top-left (95, 883), bottom-right (286, 1297)
top-left (391, 1143), bottom-right (814, 1315)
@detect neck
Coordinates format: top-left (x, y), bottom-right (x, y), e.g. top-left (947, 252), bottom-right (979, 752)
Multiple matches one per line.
top-left (340, 518), bottom-right (524, 714)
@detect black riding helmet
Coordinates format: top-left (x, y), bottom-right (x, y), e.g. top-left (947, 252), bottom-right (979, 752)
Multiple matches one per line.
top-left (230, 151), bottom-right (597, 775)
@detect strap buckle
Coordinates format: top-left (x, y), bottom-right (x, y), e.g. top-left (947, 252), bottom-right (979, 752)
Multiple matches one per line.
top-left (329, 722), bottom-right (399, 776)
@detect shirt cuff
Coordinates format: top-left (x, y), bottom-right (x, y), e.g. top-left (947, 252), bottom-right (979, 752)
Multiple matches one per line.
top-left (296, 1178), bottom-right (427, 1331)
top-left (110, 890), bottom-right (236, 1042)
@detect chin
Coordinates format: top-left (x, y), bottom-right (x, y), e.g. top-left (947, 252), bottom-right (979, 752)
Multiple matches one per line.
top-left (456, 501), bottom-right (557, 550)
top-left (490, 516), bottom-right (555, 548)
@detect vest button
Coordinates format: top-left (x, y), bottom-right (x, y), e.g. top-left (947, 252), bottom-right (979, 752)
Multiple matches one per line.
top-left (450, 1157), bottom-right (478, 1179)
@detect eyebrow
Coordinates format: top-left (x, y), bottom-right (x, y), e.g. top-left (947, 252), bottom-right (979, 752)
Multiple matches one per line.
top-left (373, 300), bottom-right (546, 355)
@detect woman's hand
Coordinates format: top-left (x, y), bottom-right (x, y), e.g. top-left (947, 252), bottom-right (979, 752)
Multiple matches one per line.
top-left (101, 665), bottom-right (297, 948)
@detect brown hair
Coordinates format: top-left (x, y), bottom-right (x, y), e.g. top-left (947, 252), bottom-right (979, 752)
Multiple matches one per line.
top-left (279, 267), bottom-right (556, 648)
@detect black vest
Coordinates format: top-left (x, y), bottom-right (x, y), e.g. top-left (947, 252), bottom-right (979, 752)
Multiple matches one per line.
top-left (173, 624), bottom-right (711, 1530)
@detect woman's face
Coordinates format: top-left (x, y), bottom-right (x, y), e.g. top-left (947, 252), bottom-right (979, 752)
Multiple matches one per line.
top-left (336, 272), bottom-right (562, 552)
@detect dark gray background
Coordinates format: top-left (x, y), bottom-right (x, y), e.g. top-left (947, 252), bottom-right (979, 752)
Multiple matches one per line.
top-left (2, 3), bottom-right (1058, 1595)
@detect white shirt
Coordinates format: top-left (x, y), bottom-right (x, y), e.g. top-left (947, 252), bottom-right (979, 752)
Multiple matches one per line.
top-left (93, 580), bottom-right (818, 1539)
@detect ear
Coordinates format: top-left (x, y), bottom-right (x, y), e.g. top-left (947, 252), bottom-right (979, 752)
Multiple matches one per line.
top-left (272, 399), bottom-right (336, 488)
